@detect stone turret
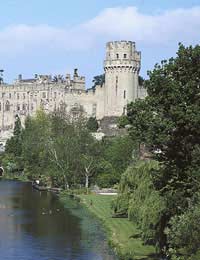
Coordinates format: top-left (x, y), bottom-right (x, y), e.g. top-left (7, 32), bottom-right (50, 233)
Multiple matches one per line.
top-left (104, 40), bottom-right (141, 117)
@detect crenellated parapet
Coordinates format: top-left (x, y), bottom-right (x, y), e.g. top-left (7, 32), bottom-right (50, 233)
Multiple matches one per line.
top-left (0, 40), bottom-right (145, 144)
top-left (104, 40), bottom-right (141, 73)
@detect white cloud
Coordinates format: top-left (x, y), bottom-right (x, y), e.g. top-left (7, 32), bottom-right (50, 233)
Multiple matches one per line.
top-left (84, 6), bottom-right (200, 45)
top-left (0, 6), bottom-right (199, 55)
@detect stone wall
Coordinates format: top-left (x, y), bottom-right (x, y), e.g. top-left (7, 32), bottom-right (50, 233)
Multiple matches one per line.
top-left (0, 41), bottom-right (146, 144)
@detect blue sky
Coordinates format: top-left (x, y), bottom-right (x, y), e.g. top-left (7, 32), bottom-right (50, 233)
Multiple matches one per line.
top-left (1, 0), bottom-right (200, 86)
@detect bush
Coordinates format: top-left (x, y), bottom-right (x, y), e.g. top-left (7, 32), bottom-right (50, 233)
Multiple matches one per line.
top-left (166, 203), bottom-right (200, 258)
top-left (86, 117), bottom-right (99, 132)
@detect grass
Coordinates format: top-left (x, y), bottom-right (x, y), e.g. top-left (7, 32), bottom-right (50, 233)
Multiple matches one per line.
top-left (78, 194), bottom-right (156, 260)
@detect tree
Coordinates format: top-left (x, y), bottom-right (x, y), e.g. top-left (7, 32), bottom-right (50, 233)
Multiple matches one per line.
top-left (113, 160), bottom-right (165, 244)
top-left (80, 140), bottom-right (101, 189)
top-left (126, 43), bottom-right (200, 255)
top-left (92, 74), bottom-right (105, 88)
top-left (138, 75), bottom-right (145, 86)
top-left (104, 136), bottom-right (136, 177)
top-left (21, 111), bottom-right (51, 180)
top-left (95, 136), bottom-right (136, 188)
top-left (47, 112), bottom-right (100, 189)
top-left (166, 202), bottom-right (200, 259)
top-left (86, 117), bottom-right (99, 132)
top-left (5, 115), bottom-right (22, 157)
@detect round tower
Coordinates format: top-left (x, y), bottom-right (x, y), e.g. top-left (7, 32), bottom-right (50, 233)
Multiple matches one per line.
top-left (104, 41), bottom-right (141, 117)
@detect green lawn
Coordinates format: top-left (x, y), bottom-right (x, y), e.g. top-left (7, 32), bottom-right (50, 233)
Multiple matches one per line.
top-left (79, 194), bottom-right (156, 260)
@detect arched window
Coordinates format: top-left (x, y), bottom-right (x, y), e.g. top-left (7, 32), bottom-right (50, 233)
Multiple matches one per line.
top-left (124, 54), bottom-right (127, 59)
top-left (5, 101), bottom-right (10, 111)
top-left (116, 53), bottom-right (119, 59)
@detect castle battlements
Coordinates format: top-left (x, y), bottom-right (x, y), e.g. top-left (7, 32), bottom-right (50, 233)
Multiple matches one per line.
top-left (0, 41), bottom-right (146, 145)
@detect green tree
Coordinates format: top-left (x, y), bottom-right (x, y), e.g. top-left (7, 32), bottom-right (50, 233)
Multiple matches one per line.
top-left (22, 110), bottom-right (51, 180)
top-left (95, 136), bottom-right (136, 188)
top-left (86, 117), bottom-right (99, 132)
top-left (47, 112), bottom-right (99, 188)
top-left (92, 74), bottom-right (105, 88)
top-left (126, 43), bottom-right (200, 254)
top-left (166, 202), bottom-right (200, 259)
top-left (5, 115), bottom-right (22, 157)
top-left (113, 160), bottom-right (165, 244)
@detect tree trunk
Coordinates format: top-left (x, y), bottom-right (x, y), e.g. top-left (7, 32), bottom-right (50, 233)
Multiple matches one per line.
top-left (85, 174), bottom-right (89, 189)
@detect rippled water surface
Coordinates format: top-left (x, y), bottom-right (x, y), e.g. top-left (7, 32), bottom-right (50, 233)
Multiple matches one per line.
top-left (0, 180), bottom-right (117, 260)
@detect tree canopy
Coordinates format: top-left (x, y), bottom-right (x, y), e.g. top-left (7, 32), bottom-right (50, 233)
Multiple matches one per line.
top-left (117, 43), bottom-right (200, 258)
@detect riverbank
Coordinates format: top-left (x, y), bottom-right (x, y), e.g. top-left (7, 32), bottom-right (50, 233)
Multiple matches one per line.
top-left (2, 177), bottom-right (156, 259)
top-left (75, 194), bottom-right (156, 260)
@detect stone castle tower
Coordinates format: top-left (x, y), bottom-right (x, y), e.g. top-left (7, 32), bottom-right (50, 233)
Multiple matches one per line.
top-left (104, 41), bottom-right (141, 117)
top-left (0, 40), bottom-right (146, 147)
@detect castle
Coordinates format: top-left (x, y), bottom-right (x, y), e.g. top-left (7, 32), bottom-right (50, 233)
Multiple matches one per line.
top-left (0, 41), bottom-right (146, 146)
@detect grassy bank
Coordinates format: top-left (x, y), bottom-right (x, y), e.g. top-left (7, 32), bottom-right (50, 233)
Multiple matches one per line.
top-left (78, 194), bottom-right (156, 260)
top-left (2, 173), bottom-right (29, 182)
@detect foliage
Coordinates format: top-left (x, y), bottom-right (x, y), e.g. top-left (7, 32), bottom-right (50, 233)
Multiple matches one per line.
top-left (138, 75), bottom-right (145, 86)
top-left (4, 116), bottom-right (23, 171)
top-left (95, 136), bottom-right (136, 188)
top-left (92, 74), bottom-right (105, 88)
top-left (86, 117), bottom-right (99, 132)
top-left (113, 160), bottom-right (165, 244)
top-left (95, 159), bottom-right (118, 188)
top-left (5, 116), bottom-right (22, 157)
top-left (166, 201), bottom-right (200, 259)
top-left (117, 115), bottom-right (130, 128)
top-left (126, 43), bottom-right (200, 255)
top-left (103, 136), bottom-right (136, 176)
top-left (21, 110), bottom-right (51, 180)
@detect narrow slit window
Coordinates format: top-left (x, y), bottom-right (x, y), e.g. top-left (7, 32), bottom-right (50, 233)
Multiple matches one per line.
top-left (124, 54), bottom-right (127, 59)
top-left (124, 90), bottom-right (126, 99)
top-left (116, 53), bottom-right (119, 59)
top-left (116, 76), bottom-right (118, 96)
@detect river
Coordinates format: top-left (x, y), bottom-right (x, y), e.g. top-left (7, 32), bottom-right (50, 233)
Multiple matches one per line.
top-left (0, 180), bottom-right (117, 260)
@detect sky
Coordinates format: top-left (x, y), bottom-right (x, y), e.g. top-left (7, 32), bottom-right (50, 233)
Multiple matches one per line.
top-left (1, 0), bottom-right (200, 87)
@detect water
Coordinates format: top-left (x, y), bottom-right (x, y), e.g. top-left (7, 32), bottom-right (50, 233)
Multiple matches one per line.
top-left (0, 180), bottom-right (117, 260)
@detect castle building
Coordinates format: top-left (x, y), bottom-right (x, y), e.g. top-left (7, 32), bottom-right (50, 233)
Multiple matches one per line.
top-left (0, 41), bottom-right (146, 145)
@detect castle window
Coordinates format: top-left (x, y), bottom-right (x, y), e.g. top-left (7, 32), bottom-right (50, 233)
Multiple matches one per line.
top-left (17, 93), bottom-right (20, 99)
top-left (17, 104), bottom-right (20, 111)
top-left (124, 90), bottom-right (126, 99)
top-left (124, 54), bottom-right (127, 59)
top-left (92, 104), bottom-right (97, 117)
top-left (9, 93), bottom-right (11, 98)
top-left (5, 101), bottom-right (10, 111)
top-left (23, 93), bottom-right (26, 99)
top-left (116, 76), bottom-right (118, 96)
top-left (22, 104), bottom-right (26, 110)
top-left (116, 54), bottom-right (119, 59)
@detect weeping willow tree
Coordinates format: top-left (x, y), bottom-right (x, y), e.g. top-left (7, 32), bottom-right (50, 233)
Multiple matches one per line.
top-left (113, 160), bottom-right (166, 244)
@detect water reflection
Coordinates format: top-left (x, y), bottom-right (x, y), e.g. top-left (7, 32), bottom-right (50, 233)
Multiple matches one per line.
top-left (0, 180), bottom-right (117, 260)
